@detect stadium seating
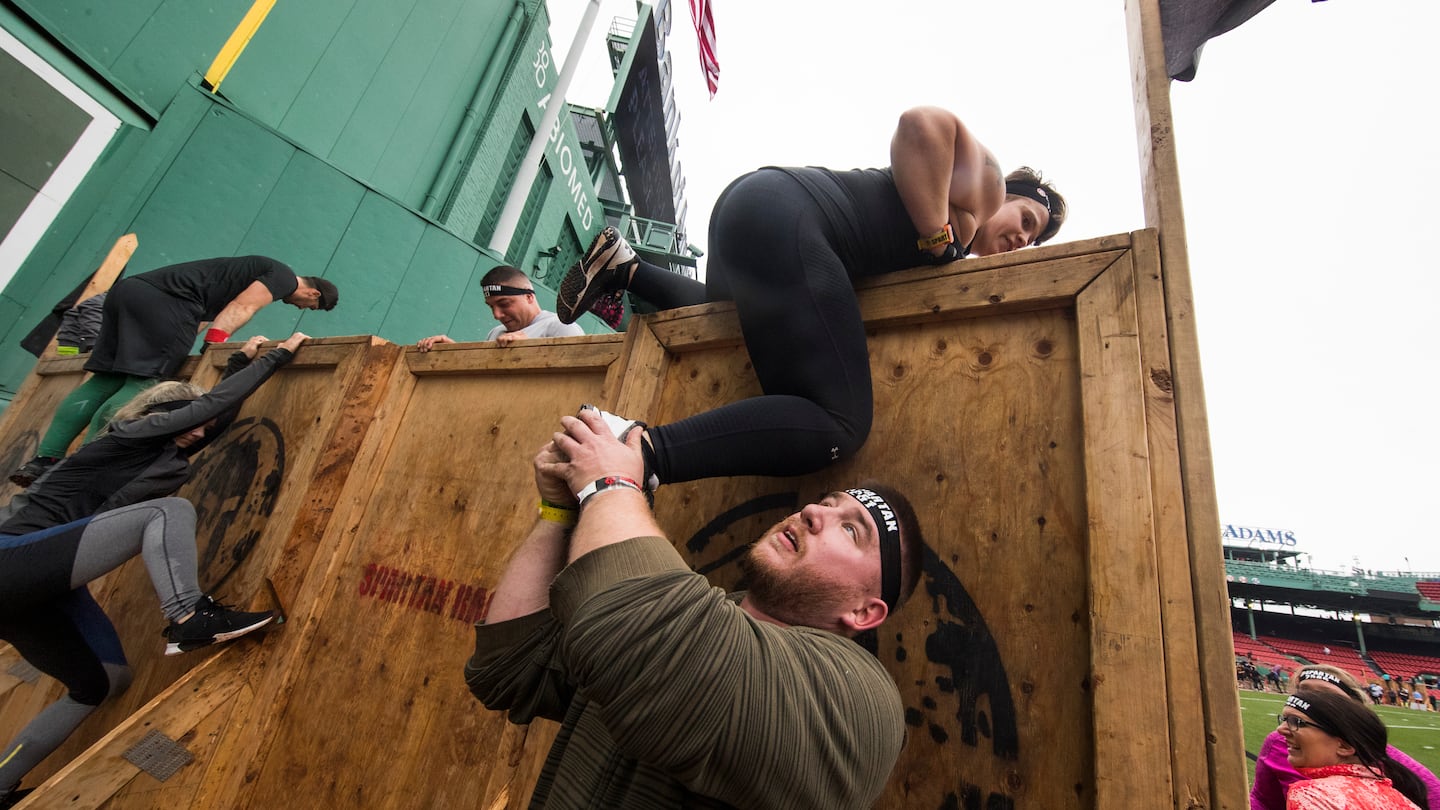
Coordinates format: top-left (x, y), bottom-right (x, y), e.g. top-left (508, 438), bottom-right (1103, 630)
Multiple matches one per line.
top-left (1368, 650), bottom-right (1440, 682)
top-left (1258, 637), bottom-right (1372, 684)
top-left (1417, 581), bottom-right (1440, 602)
top-left (1231, 632), bottom-right (1290, 671)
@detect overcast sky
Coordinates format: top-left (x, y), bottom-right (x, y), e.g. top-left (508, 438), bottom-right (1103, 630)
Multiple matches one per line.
top-left (550, 0), bottom-right (1440, 575)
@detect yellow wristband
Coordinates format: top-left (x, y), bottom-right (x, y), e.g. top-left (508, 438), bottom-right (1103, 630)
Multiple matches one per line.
top-left (537, 500), bottom-right (578, 525)
top-left (916, 223), bottom-right (955, 251)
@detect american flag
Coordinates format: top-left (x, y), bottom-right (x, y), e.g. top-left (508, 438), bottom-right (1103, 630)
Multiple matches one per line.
top-left (688, 0), bottom-right (719, 97)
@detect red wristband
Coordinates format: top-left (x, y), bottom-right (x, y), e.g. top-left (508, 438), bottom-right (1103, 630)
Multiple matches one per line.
top-left (574, 475), bottom-right (644, 507)
top-left (204, 328), bottom-right (231, 344)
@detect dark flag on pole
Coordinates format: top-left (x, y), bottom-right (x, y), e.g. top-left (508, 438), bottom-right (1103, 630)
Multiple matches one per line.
top-left (1161, 0), bottom-right (1326, 81)
top-left (688, 0), bottom-right (719, 97)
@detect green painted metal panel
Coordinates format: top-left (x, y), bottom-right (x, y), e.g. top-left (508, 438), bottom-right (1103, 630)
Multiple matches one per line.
top-left (0, 295), bottom-right (31, 397)
top-left (0, 5), bottom-right (150, 128)
top-left (313, 191), bottom-right (426, 336)
top-left (275, 0), bottom-right (420, 157)
top-left (376, 228), bottom-right (484, 343)
top-left (228, 150), bottom-right (367, 341)
top-left (124, 106), bottom-right (295, 270)
top-left (218, 0), bottom-right (361, 128)
top-left (326, 0), bottom-right (470, 179)
top-left (233, 151), bottom-right (366, 272)
top-left (110, 0), bottom-right (246, 112)
top-left (13, 0), bottom-right (246, 115)
top-left (380, 0), bottom-right (511, 208)
top-left (13, 0), bottom-right (165, 73)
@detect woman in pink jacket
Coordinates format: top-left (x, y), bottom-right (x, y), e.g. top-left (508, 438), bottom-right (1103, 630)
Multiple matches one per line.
top-left (1252, 665), bottom-right (1440, 809)
top-left (1276, 689), bottom-right (1427, 809)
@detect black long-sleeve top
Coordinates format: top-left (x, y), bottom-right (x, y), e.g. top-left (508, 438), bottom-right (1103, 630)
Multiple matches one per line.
top-left (0, 347), bottom-right (293, 534)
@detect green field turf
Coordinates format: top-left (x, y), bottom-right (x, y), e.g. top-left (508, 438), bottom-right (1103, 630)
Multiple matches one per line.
top-left (1238, 689), bottom-right (1440, 785)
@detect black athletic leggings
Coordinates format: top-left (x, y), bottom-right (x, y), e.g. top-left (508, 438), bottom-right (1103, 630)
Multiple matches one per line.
top-left (629, 170), bottom-right (875, 484)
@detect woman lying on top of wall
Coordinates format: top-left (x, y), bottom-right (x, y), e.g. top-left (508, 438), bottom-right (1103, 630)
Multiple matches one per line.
top-left (552, 106), bottom-right (1066, 494)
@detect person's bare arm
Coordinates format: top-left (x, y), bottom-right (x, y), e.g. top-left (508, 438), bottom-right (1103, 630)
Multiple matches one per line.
top-left (541, 409), bottom-right (662, 564)
top-left (890, 106), bottom-right (1004, 254)
top-left (210, 280), bottom-right (279, 335)
top-left (485, 441), bottom-right (578, 623)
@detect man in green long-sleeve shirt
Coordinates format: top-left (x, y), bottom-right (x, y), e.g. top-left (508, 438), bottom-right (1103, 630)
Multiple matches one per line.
top-left (465, 408), bottom-right (926, 809)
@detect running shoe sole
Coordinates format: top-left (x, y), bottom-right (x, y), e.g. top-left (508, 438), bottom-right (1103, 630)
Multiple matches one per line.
top-left (557, 228), bottom-right (633, 324)
top-left (164, 614), bottom-right (275, 656)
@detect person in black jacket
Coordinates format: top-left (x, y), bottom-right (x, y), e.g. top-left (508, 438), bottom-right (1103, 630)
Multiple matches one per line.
top-left (0, 332), bottom-right (306, 805)
top-left (10, 256), bottom-right (337, 487)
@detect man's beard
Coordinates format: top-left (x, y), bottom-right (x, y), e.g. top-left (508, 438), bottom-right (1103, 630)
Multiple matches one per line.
top-left (739, 542), bottom-right (862, 630)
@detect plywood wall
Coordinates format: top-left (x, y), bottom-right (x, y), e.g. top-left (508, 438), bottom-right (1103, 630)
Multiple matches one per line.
top-left (0, 232), bottom-right (1243, 808)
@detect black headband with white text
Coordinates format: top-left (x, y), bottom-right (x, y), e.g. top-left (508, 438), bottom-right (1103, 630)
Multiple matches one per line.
top-left (1297, 668), bottom-right (1361, 700)
top-left (845, 487), bottom-right (902, 613)
top-left (1283, 693), bottom-right (1339, 734)
top-left (1005, 180), bottom-right (1058, 223)
top-left (482, 284), bottom-right (534, 298)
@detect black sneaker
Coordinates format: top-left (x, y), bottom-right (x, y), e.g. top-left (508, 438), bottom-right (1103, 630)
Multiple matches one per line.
top-left (8, 456), bottom-right (59, 488)
top-left (163, 595), bottom-right (275, 656)
top-left (557, 227), bottom-right (639, 324)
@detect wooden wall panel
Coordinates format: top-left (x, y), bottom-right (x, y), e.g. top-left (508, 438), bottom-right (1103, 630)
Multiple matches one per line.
top-left (233, 336), bottom-right (623, 810)
top-left (0, 232), bottom-right (1245, 808)
top-left (1131, 229), bottom-right (1213, 808)
top-left (644, 307), bottom-right (1096, 808)
top-left (0, 355), bottom-right (92, 505)
top-left (13, 336), bottom-right (398, 799)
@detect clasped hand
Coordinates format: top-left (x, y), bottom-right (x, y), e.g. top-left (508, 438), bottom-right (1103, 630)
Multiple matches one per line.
top-left (534, 409), bottom-right (645, 504)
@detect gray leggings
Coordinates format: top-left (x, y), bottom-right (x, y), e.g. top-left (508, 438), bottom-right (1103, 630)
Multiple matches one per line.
top-left (70, 497), bottom-right (203, 621)
top-left (0, 497), bottom-right (202, 797)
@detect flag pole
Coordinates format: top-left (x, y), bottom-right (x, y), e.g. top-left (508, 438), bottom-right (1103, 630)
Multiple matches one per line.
top-left (488, 0), bottom-right (602, 258)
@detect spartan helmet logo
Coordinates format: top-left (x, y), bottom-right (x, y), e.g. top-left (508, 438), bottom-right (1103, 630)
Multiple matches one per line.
top-left (181, 416), bottom-right (287, 596)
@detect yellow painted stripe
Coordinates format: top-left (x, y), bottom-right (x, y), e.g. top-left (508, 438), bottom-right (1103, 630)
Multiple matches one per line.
top-left (0, 743), bottom-right (23, 770)
top-left (203, 0), bottom-right (278, 93)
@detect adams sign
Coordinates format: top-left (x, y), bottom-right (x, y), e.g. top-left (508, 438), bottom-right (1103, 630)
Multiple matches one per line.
top-left (1222, 523), bottom-right (1298, 547)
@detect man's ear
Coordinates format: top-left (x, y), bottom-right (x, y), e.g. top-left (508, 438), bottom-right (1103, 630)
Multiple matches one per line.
top-left (840, 596), bottom-right (888, 635)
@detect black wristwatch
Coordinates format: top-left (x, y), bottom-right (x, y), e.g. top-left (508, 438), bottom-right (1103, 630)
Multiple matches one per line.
top-left (925, 242), bottom-right (962, 264)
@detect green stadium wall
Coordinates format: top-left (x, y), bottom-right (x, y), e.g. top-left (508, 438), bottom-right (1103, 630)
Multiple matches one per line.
top-left (0, 0), bottom-right (615, 403)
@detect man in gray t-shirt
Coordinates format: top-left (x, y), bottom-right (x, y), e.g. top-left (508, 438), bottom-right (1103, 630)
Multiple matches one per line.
top-left (416, 265), bottom-right (582, 350)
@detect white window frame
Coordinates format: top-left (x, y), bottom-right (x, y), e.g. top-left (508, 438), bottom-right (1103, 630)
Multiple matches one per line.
top-left (0, 26), bottom-right (121, 291)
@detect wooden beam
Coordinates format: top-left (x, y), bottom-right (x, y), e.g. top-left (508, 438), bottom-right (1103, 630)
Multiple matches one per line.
top-left (22, 651), bottom-right (247, 808)
top-left (1131, 228), bottom-right (1211, 809)
top-left (1126, 0), bottom-right (1247, 806)
top-left (1077, 251), bottom-right (1174, 807)
top-left (40, 233), bottom-right (136, 357)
